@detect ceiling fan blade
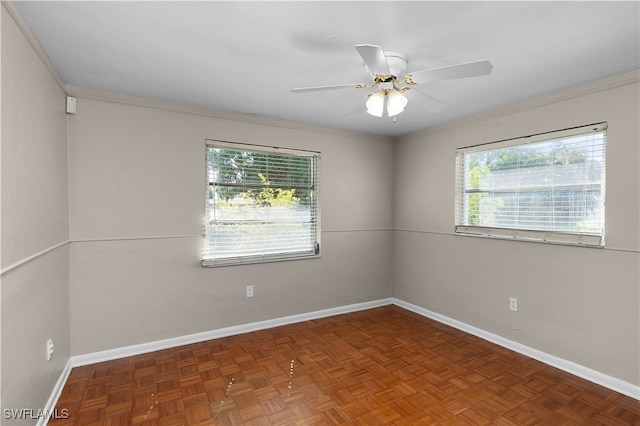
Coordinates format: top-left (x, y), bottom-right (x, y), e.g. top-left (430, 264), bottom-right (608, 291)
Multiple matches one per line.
top-left (344, 95), bottom-right (370, 120)
top-left (291, 83), bottom-right (362, 93)
top-left (355, 44), bottom-right (391, 76)
top-left (408, 88), bottom-right (446, 113)
top-left (405, 60), bottom-right (493, 85)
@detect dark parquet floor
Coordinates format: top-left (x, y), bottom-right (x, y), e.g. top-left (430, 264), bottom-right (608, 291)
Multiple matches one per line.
top-left (50, 305), bottom-right (639, 425)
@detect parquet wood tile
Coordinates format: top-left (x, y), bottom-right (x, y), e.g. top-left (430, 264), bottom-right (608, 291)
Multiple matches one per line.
top-left (50, 306), bottom-right (639, 425)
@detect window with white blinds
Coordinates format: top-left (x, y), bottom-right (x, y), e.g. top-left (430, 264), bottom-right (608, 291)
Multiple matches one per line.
top-left (455, 123), bottom-right (606, 246)
top-left (202, 141), bottom-right (320, 266)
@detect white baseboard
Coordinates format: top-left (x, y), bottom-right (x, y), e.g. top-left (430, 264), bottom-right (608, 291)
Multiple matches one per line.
top-left (38, 358), bottom-right (73, 426)
top-left (49, 295), bottom-right (637, 416)
top-left (392, 298), bottom-right (640, 400)
top-left (71, 298), bottom-right (394, 367)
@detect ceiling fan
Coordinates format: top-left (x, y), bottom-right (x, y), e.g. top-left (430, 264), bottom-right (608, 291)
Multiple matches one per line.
top-left (292, 44), bottom-right (493, 119)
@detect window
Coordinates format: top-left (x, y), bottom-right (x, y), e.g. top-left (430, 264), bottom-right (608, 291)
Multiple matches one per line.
top-left (203, 141), bottom-right (320, 266)
top-left (455, 123), bottom-right (606, 246)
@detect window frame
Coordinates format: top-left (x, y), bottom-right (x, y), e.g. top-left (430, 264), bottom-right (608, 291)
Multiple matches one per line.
top-left (455, 123), bottom-right (607, 247)
top-left (202, 140), bottom-right (321, 267)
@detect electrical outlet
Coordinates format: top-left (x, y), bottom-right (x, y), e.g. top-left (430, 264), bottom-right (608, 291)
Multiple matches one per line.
top-left (509, 297), bottom-right (519, 312)
top-left (46, 339), bottom-right (55, 361)
top-left (246, 285), bottom-right (254, 298)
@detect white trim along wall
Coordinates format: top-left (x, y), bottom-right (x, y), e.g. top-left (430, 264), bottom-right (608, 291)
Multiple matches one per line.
top-left (40, 297), bottom-right (639, 425)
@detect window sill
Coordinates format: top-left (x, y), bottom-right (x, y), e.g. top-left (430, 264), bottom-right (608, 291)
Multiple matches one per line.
top-left (455, 226), bottom-right (604, 248)
top-left (201, 253), bottom-right (321, 268)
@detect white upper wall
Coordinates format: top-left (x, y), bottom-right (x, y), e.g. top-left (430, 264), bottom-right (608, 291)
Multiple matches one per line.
top-left (1, 6), bottom-right (68, 268)
top-left (68, 98), bottom-right (393, 241)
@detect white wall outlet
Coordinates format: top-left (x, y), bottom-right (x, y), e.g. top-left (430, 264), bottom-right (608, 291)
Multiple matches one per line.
top-left (46, 339), bottom-right (55, 361)
top-left (509, 297), bottom-right (519, 312)
top-left (246, 285), bottom-right (254, 298)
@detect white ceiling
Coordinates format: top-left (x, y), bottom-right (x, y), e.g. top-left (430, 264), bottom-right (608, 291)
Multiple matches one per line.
top-left (13, 1), bottom-right (640, 137)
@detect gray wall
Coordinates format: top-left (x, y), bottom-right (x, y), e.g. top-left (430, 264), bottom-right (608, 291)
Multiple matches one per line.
top-left (0, 4), bottom-right (70, 421)
top-left (67, 97), bottom-right (394, 355)
top-left (392, 76), bottom-right (640, 386)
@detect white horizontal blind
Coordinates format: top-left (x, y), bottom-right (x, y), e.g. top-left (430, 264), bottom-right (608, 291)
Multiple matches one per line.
top-left (203, 141), bottom-right (319, 266)
top-left (456, 123), bottom-right (606, 246)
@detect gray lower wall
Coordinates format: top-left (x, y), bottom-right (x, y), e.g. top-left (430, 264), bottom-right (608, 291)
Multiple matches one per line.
top-left (69, 231), bottom-right (393, 355)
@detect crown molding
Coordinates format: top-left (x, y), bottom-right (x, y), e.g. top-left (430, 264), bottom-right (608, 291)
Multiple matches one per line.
top-left (2, 1), bottom-right (67, 93)
top-left (3, 0), bottom-right (387, 144)
top-left (66, 85), bottom-right (393, 143)
top-left (399, 69), bottom-right (640, 143)
top-left (6, 0), bottom-right (635, 145)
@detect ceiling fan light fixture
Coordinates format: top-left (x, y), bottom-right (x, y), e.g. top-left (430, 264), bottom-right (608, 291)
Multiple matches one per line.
top-left (387, 89), bottom-right (408, 117)
top-left (366, 90), bottom-right (385, 117)
top-left (293, 44), bottom-right (493, 120)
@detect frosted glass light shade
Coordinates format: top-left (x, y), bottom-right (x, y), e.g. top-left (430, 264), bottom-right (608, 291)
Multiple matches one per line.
top-left (366, 91), bottom-right (385, 117)
top-left (387, 90), bottom-right (408, 117)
